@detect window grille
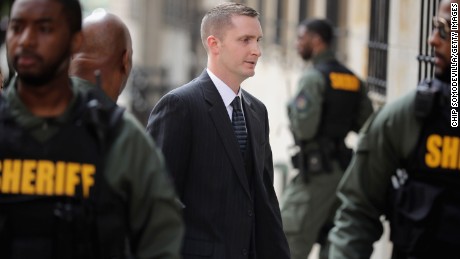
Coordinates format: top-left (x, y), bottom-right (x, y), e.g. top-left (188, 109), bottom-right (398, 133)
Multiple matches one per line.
top-left (298, 0), bottom-right (308, 24)
top-left (163, 0), bottom-right (190, 29)
top-left (367, 0), bottom-right (390, 95)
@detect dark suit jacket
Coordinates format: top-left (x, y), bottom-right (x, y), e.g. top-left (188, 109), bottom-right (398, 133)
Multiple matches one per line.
top-left (146, 70), bottom-right (290, 259)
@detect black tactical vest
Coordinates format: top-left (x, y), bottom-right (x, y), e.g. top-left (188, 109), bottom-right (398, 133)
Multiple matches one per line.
top-left (314, 60), bottom-right (362, 140)
top-left (0, 90), bottom-right (127, 259)
top-left (389, 79), bottom-right (460, 258)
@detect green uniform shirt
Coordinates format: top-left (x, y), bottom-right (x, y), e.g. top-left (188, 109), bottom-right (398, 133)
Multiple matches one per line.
top-left (288, 49), bottom-right (373, 142)
top-left (328, 90), bottom-right (421, 259)
top-left (2, 78), bottom-right (184, 259)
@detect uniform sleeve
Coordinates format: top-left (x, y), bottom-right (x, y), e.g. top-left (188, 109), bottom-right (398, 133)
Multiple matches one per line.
top-left (352, 81), bottom-right (374, 132)
top-left (146, 93), bottom-right (191, 198)
top-left (106, 112), bottom-right (184, 259)
top-left (328, 93), bottom-right (421, 259)
top-left (287, 69), bottom-right (326, 141)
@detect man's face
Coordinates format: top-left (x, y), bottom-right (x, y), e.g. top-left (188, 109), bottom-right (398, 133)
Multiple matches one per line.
top-left (6, 0), bottom-right (73, 86)
top-left (216, 15), bottom-right (263, 82)
top-left (296, 26), bottom-right (314, 61)
top-left (429, 0), bottom-right (456, 81)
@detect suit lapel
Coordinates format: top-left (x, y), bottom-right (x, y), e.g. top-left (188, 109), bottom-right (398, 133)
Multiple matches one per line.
top-left (241, 91), bottom-right (263, 178)
top-left (199, 71), bottom-right (252, 199)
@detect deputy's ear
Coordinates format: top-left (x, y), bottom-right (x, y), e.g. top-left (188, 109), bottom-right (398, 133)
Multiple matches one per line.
top-left (121, 49), bottom-right (132, 76)
top-left (312, 33), bottom-right (324, 46)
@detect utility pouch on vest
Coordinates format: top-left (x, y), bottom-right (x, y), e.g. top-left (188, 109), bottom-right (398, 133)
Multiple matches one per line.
top-left (414, 79), bottom-right (440, 119)
top-left (290, 149), bottom-right (325, 181)
top-left (388, 180), bottom-right (443, 253)
top-left (302, 148), bottom-right (333, 182)
top-left (304, 149), bottom-right (324, 174)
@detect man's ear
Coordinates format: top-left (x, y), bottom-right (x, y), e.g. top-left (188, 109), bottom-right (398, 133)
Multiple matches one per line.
top-left (310, 33), bottom-right (320, 45)
top-left (121, 49), bottom-right (132, 76)
top-left (71, 31), bottom-right (83, 55)
top-left (207, 35), bottom-right (220, 55)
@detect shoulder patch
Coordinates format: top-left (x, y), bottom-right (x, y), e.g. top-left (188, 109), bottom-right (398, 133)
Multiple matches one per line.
top-left (295, 91), bottom-right (309, 111)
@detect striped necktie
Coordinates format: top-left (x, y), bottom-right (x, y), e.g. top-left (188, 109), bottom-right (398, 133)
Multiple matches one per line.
top-left (231, 96), bottom-right (248, 155)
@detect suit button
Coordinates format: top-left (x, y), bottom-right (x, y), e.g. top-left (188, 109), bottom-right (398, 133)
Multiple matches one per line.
top-left (242, 248), bottom-right (248, 256)
top-left (248, 209), bottom-right (253, 217)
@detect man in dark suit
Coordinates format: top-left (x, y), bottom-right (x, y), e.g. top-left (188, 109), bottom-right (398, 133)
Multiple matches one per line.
top-left (146, 2), bottom-right (290, 259)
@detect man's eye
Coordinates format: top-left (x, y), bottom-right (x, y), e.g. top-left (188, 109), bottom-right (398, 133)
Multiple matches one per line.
top-left (40, 26), bottom-right (52, 33)
top-left (9, 24), bottom-right (22, 33)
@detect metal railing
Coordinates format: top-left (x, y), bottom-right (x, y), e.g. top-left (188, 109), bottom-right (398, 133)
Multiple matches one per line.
top-left (128, 66), bottom-right (170, 125)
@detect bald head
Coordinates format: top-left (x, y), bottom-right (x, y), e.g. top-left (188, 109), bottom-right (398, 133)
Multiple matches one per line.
top-left (70, 11), bottom-right (132, 101)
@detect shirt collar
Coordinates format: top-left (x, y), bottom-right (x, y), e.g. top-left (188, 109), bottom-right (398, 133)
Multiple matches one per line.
top-left (5, 76), bottom-right (79, 126)
top-left (207, 68), bottom-right (242, 108)
top-left (312, 49), bottom-right (336, 65)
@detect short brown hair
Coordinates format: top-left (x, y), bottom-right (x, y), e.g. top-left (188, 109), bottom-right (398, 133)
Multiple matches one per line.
top-left (200, 2), bottom-right (259, 51)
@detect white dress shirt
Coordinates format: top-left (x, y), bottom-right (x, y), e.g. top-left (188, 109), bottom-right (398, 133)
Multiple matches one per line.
top-left (207, 68), bottom-right (245, 121)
